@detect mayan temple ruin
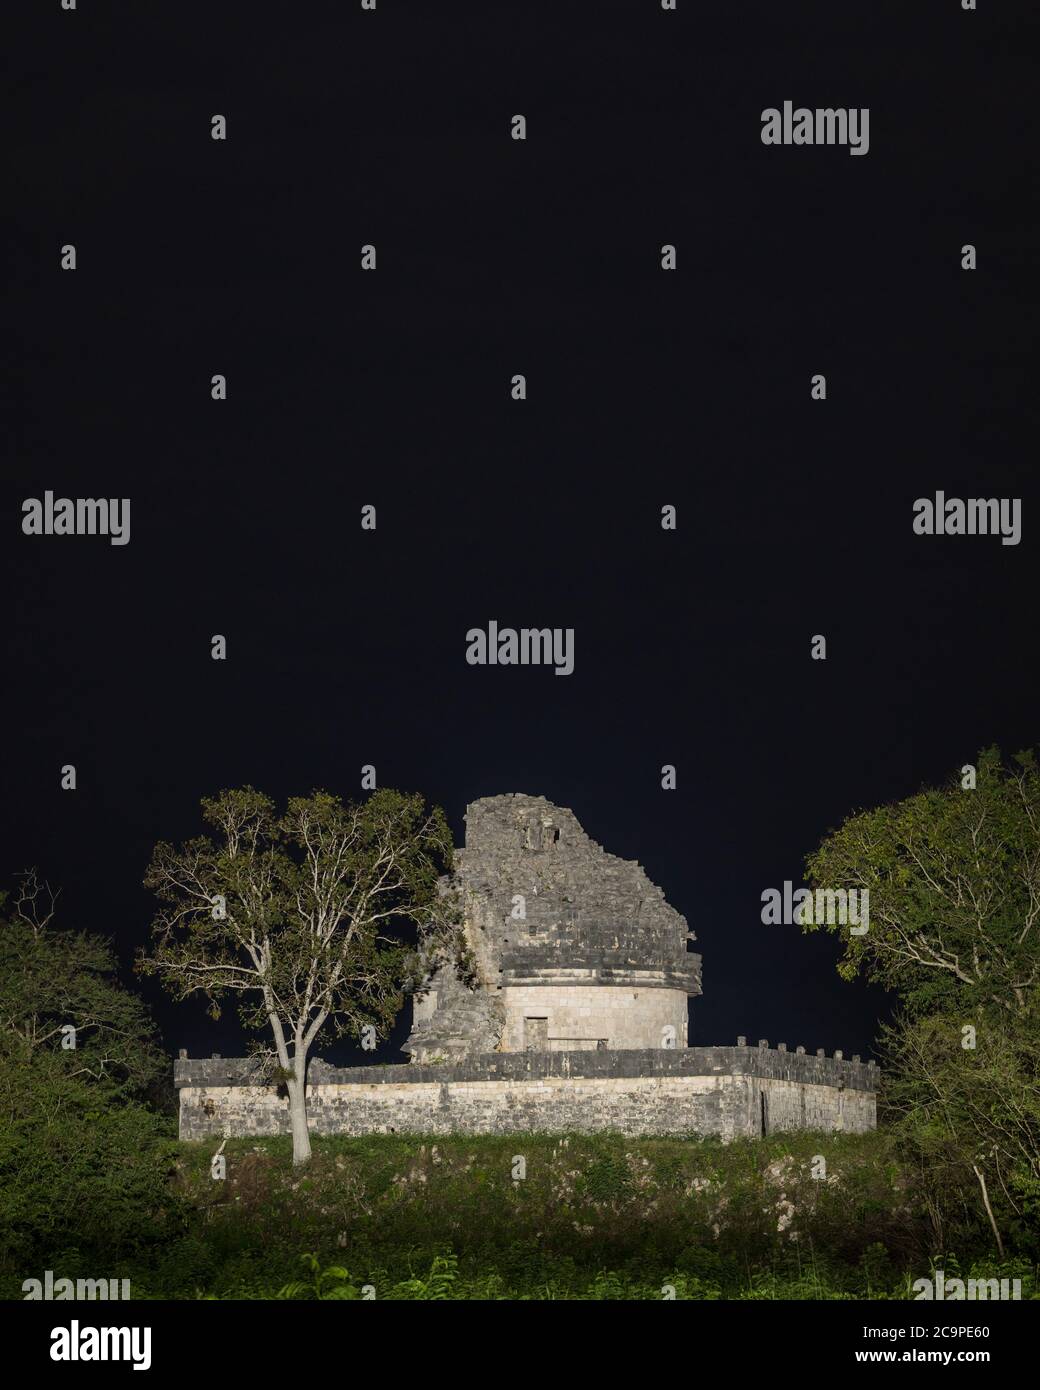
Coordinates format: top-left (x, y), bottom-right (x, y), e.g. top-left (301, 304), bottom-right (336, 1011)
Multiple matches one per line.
top-left (403, 793), bottom-right (703, 1061)
top-left (176, 794), bottom-right (877, 1140)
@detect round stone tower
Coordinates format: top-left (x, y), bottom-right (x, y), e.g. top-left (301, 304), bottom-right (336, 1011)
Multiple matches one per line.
top-left (405, 793), bottom-right (701, 1061)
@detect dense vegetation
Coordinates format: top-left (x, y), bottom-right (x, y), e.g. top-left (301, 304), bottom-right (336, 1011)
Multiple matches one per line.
top-left (2, 751), bottom-right (1039, 1299)
top-left (2, 1129), bottom-right (1036, 1300)
top-left (802, 748), bottom-right (1040, 1258)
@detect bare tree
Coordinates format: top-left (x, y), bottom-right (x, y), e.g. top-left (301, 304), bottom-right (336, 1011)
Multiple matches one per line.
top-left (140, 787), bottom-right (456, 1164)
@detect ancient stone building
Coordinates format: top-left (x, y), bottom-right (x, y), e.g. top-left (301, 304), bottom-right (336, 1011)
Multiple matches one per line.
top-left (175, 793), bottom-right (877, 1140)
top-left (404, 794), bottom-right (702, 1061)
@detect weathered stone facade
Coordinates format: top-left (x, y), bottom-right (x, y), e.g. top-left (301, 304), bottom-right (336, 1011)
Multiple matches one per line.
top-left (176, 1046), bottom-right (877, 1141)
top-left (499, 984), bottom-right (690, 1052)
top-left (404, 793), bottom-right (701, 1061)
top-left (174, 794), bottom-right (878, 1141)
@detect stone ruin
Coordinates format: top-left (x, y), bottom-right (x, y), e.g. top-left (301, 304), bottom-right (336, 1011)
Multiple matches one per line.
top-left (404, 793), bottom-right (702, 1061)
top-left (174, 793), bottom-right (877, 1140)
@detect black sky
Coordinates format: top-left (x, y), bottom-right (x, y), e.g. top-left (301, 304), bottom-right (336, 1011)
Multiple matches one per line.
top-left (5, 0), bottom-right (1038, 1066)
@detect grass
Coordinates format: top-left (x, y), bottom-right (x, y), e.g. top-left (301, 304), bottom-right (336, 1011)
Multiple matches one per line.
top-left (6, 1128), bottom-right (1032, 1300)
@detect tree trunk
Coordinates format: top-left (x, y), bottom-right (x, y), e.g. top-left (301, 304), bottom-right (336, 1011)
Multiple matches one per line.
top-left (972, 1163), bottom-right (1004, 1258)
top-left (287, 1060), bottom-right (312, 1166)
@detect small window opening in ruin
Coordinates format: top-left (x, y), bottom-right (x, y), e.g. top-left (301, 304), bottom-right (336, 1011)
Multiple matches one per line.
top-left (202, 1098), bottom-right (216, 1116)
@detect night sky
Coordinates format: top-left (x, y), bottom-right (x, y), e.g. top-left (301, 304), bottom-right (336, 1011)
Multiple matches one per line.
top-left (5, 1), bottom-right (1037, 1069)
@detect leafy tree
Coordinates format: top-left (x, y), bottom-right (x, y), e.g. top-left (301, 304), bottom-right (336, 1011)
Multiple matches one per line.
top-left (880, 1011), bottom-right (1040, 1257)
top-left (801, 747), bottom-right (1040, 1018)
top-left (140, 787), bottom-right (456, 1164)
top-left (0, 1053), bottom-right (176, 1273)
top-left (0, 872), bottom-right (174, 1272)
top-left (0, 869), bottom-right (164, 1095)
top-left (801, 749), bottom-right (1040, 1254)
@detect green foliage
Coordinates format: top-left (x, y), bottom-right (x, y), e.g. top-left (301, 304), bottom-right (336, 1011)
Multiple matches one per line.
top-left (275, 1252), bottom-right (361, 1300)
top-left (72, 1129), bottom-right (1035, 1302)
top-left (0, 874), bottom-right (178, 1275)
top-left (579, 1153), bottom-right (634, 1203)
top-left (879, 1009), bottom-right (1040, 1257)
top-left (802, 746), bottom-right (1040, 1018)
top-left (0, 872), bottom-right (165, 1097)
top-left (389, 1251), bottom-right (459, 1300)
top-left (140, 787), bottom-right (455, 1097)
top-left (802, 749), bottom-right (1040, 1259)
top-left (586, 1269), bottom-right (627, 1299)
top-left (0, 1054), bottom-right (179, 1271)
top-left (5, 1121), bottom-right (1038, 1300)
